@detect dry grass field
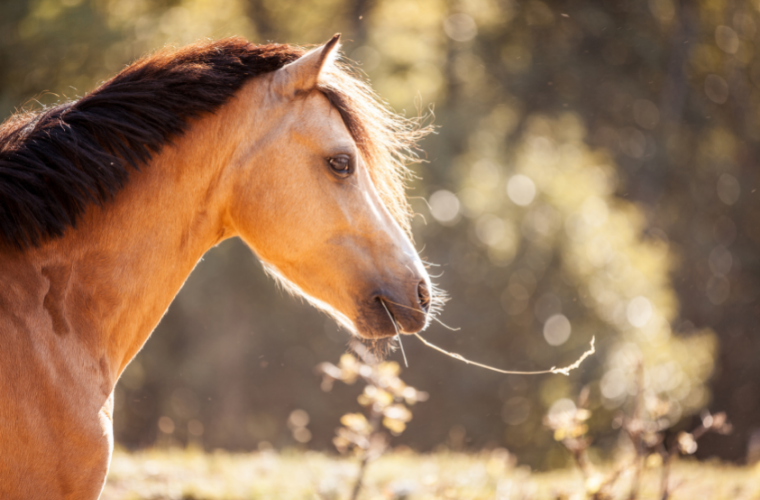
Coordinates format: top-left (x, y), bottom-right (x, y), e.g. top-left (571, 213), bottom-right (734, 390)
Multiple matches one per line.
top-left (101, 448), bottom-right (759, 500)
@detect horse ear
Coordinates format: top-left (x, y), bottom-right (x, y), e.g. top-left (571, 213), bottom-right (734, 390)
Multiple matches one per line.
top-left (274, 34), bottom-right (341, 97)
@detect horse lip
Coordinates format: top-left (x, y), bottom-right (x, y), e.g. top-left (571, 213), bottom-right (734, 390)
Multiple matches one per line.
top-left (390, 306), bottom-right (424, 335)
top-left (377, 297), bottom-right (404, 333)
top-left (373, 294), bottom-right (426, 336)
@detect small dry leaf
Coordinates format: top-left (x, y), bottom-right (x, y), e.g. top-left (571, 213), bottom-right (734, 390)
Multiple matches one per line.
top-left (677, 432), bottom-right (698, 454)
top-left (324, 353), bottom-right (426, 458)
top-left (383, 417), bottom-right (407, 435)
top-left (340, 413), bottom-right (371, 434)
top-left (646, 453), bottom-right (663, 468)
top-left (575, 409), bottom-right (591, 421)
top-left (383, 404), bottom-right (412, 422)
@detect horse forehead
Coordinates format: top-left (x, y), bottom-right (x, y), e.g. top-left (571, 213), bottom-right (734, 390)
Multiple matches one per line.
top-left (292, 91), bottom-right (348, 135)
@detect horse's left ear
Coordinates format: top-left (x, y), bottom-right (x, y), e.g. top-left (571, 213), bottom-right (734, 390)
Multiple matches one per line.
top-left (274, 34), bottom-right (341, 97)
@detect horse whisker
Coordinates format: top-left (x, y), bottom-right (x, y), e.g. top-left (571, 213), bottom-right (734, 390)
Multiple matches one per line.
top-left (383, 292), bottom-right (452, 320)
top-left (380, 299), bottom-right (408, 368)
top-left (380, 297), bottom-right (426, 314)
top-left (408, 195), bottom-right (433, 211)
top-left (413, 213), bottom-right (428, 225)
top-left (379, 294), bottom-right (458, 332)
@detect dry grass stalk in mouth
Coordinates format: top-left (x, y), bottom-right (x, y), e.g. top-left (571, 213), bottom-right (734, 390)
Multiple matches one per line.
top-left (366, 288), bottom-right (593, 376)
top-left (413, 333), bottom-right (596, 376)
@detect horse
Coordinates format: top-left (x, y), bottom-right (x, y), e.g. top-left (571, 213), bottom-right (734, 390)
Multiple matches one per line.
top-left (0, 34), bottom-right (435, 499)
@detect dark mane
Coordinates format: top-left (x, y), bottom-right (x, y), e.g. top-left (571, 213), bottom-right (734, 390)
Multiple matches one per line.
top-left (0, 38), bottom-right (303, 249)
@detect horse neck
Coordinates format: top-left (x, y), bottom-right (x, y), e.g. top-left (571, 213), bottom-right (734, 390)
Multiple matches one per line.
top-left (17, 102), bottom-right (248, 382)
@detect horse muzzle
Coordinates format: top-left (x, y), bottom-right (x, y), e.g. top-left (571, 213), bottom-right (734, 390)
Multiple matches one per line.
top-left (355, 278), bottom-right (431, 338)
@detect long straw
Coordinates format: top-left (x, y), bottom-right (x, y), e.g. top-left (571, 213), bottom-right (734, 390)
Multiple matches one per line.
top-left (413, 333), bottom-right (595, 376)
top-left (377, 298), bottom-right (595, 375)
top-left (380, 300), bottom-right (408, 368)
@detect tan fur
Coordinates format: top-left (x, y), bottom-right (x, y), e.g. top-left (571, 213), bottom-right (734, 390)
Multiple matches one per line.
top-left (0, 41), bottom-right (429, 498)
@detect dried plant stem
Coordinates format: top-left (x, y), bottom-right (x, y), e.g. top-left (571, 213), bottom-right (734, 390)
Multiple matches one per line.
top-left (380, 300), bottom-right (408, 368)
top-left (659, 454), bottom-right (672, 500)
top-left (431, 316), bottom-right (461, 331)
top-left (349, 407), bottom-right (383, 500)
top-left (395, 332), bottom-right (409, 368)
top-left (628, 455), bottom-right (644, 500)
top-left (627, 362), bottom-right (645, 500)
top-left (413, 333), bottom-right (595, 376)
top-left (349, 455), bottom-right (369, 500)
top-left (597, 463), bottom-right (629, 499)
top-left (571, 445), bottom-right (593, 483)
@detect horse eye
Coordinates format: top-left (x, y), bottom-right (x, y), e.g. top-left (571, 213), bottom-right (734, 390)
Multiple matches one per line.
top-left (327, 155), bottom-right (352, 176)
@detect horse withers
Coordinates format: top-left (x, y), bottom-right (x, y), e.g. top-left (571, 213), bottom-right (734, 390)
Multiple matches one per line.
top-left (0, 35), bottom-right (434, 498)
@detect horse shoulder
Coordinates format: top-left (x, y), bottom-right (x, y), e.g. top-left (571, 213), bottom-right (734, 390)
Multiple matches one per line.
top-left (0, 251), bottom-right (113, 499)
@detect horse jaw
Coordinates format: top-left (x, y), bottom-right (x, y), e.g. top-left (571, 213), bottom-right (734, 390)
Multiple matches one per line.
top-left (260, 262), bottom-right (357, 334)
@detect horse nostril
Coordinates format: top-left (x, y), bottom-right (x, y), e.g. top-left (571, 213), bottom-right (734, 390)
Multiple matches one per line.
top-left (417, 281), bottom-right (431, 313)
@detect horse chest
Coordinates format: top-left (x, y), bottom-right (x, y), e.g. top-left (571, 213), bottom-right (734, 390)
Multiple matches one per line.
top-left (0, 261), bottom-right (115, 498)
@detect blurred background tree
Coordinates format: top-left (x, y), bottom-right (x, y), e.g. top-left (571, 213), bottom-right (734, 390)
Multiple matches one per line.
top-left (1, 0), bottom-right (758, 468)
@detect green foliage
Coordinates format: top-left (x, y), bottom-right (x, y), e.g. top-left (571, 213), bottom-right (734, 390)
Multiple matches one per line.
top-left (2, 0), bottom-right (759, 465)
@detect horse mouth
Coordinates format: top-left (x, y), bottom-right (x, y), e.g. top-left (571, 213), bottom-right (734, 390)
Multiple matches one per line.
top-left (353, 291), bottom-right (429, 340)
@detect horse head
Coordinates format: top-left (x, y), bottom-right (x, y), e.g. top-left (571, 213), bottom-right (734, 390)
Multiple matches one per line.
top-left (226, 36), bottom-right (433, 340)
